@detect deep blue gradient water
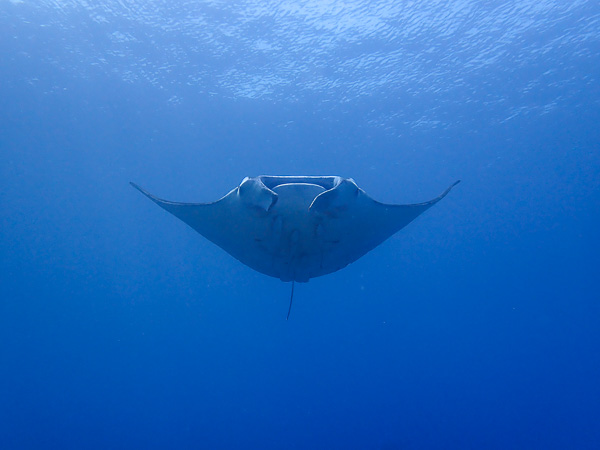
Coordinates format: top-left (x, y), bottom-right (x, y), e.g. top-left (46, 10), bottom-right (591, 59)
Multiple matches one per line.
top-left (1, 1), bottom-right (599, 449)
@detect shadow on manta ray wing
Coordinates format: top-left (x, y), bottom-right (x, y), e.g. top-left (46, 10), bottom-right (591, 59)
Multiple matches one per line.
top-left (131, 175), bottom-right (460, 319)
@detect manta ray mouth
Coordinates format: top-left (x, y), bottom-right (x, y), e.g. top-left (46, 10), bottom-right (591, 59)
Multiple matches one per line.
top-left (258, 175), bottom-right (342, 192)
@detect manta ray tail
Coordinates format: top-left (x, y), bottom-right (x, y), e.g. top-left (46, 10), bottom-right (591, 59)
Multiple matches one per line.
top-left (286, 280), bottom-right (295, 320)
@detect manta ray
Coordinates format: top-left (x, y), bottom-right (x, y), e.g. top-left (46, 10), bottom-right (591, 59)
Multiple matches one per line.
top-left (131, 176), bottom-right (459, 318)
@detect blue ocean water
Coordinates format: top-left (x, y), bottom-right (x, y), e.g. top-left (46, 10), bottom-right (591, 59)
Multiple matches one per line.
top-left (1, 1), bottom-right (599, 448)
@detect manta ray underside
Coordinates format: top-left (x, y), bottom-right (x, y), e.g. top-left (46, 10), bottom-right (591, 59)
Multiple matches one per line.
top-left (131, 176), bottom-right (459, 317)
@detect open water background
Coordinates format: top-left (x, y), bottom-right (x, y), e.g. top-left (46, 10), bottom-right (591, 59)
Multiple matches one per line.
top-left (1, 1), bottom-right (599, 448)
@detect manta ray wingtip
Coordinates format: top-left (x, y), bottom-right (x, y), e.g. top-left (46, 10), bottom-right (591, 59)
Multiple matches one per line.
top-left (130, 182), bottom-right (163, 203)
top-left (439, 179), bottom-right (461, 199)
top-left (130, 181), bottom-right (143, 192)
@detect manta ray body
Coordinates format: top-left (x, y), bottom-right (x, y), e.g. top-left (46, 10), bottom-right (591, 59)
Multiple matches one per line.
top-left (131, 176), bottom-right (459, 285)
